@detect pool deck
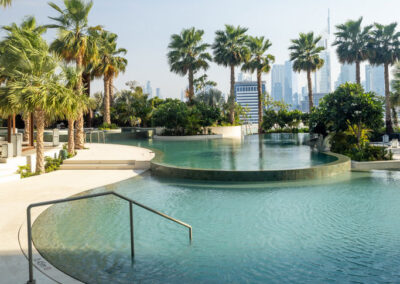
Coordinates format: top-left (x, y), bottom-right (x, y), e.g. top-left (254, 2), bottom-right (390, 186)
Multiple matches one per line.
top-left (0, 143), bottom-right (154, 284)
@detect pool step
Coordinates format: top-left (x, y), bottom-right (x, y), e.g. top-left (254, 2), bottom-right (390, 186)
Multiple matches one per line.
top-left (60, 160), bottom-right (150, 170)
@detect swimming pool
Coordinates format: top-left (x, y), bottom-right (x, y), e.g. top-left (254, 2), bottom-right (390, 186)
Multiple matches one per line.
top-left (31, 134), bottom-right (400, 283)
top-left (32, 170), bottom-right (400, 283)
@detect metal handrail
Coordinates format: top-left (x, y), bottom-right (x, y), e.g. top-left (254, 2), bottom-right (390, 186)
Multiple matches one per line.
top-left (85, 130), bottom-right (106, 143)
top-left (26, 191), bottom-right (192, 284)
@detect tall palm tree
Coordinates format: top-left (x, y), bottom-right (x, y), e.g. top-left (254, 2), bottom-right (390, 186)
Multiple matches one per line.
top-left (95, 30), bottom-right (127, 124)
top-left (333, 17), bottom-right (372, 84)
top-left (167, 27), bottom-right (211, 105)
top-left (212, 25), bottom-right (249, 124)
top-left (391, 62), bottom-right (400, 128)
top-left (242, 36), bottom-right (275, 134)
top-left (368, 23), bottom-right (400, 134)
top-left (289, 32), bottom-right (325, 112)
top-left (0, 0), bottom-right (11, 7)
top-left (0, 17), bottom-right (73, 173)
top-left (48, 0), bottom-right (94, 149)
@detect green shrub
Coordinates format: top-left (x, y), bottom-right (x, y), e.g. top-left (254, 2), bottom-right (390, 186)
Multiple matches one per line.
top-left (17, 165), bottom-right (38, 178)
top-left (98, 122), bottom-right (119, 130)
top-left (45, 156), bottom-right (63, 173)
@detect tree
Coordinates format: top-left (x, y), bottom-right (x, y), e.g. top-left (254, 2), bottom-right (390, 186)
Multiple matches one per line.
top-left (167, 27), bottom-right (211, 105)
top-left (95, 30), bottom-right (127, 124)
top-left (212, 25), bottom-right (249, 123)
top-left (289, 32), bottom-right (325, 112)
top-left (242, 36), bottom-right (275, 133)
top-left (48, 0), bottom-right (94, 149)
top-left (368, 23), bottom-right (400, 134)
top-left (0, 0), bottom-right (11, 7)
top-left (0, 17), bottom-right (74, 173)
top-left (194, 74), bottom-right (217, 94)
top-left (311, 83), bottom-right (383, 149)
top-left (333, 17), bottom-right (372, 84)
top-left (152, 100), bottom-right (189, 134)
top-left (195, 88), bottom-right (225, 107)
top-left (391, 62), bottom-right (400, 128)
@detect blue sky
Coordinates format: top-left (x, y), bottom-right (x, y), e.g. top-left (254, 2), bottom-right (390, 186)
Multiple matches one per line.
top-left (1, 0), bottom-right (400, 98)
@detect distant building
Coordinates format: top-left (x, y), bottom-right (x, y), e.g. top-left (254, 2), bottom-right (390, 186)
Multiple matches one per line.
top-left (284, 61), bottom-right (293, 106)
top-left (365, 65), bottom-right (385, 96)
top-left (300, 93), bottom-right (327, 112)
top-left (335, 63), bottom-right (356, 89)
top-left (271, 64), bottom-right (285, 101)
top-left (235, 80), bottom-right (266, 124)
top-left (145, 81), bottom-right (153, 97)
top-left (156, 88), bottom-right (161, 98)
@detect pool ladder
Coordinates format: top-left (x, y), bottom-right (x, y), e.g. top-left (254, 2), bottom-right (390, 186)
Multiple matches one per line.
top-left (25, 191), bottom-right (192, 284)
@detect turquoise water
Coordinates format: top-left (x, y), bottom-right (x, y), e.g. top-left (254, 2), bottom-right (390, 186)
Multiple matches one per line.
top-left (33, 170), bottom-right (400, 283)
top-left (109, 133), bottom-right (336, 170)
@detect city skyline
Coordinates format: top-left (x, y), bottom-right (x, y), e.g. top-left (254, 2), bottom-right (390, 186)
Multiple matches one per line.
top-left (2, 0), bottom-right (400, 98)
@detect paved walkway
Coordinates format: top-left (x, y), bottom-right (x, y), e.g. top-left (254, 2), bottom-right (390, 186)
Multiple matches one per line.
top-left (0, 144), bottom-right (154, 283)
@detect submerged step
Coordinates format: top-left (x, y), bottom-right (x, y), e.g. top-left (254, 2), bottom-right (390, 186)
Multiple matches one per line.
top-left (63, 160), bottom-right (136, 165)
top-left (60, 161), bottom-right (150, 170)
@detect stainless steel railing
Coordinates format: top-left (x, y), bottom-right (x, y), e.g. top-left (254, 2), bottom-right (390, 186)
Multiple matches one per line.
top-left (26, 191), bottom-right (192, 284)
top-left (85, 130), bottom-right (106, 143)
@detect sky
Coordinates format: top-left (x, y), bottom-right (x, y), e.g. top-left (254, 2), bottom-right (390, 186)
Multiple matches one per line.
top-left (1, 0), bottom-right (400, 99)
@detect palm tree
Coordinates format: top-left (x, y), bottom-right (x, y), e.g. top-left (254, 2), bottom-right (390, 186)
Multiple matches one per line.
top-left (212, 25), bottom-right (249, 124)
top-left (95, 30), bottom-right (127, 124)
top-left (289, 32), bottom-right (325, 112)
top-left (0, 17), bottom-right (72, 173)
top-left (167, 27), bottom-right (211, 105)
top-left (0, 0), bottom-right (12, 7)
top-left (368, 23), bottom-right (400, 134)
top-left (242, 36), bottom-right (275, 134)
top-left (333, 17), bottom-right (372, 84)
top-left (391, 62), bottom-right (400, 128)
top-left (48, 0), bottom-right (94, 149)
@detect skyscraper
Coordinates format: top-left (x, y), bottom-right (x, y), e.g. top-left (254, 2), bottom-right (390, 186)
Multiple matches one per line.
top-left (365, 65), bottom-right (385, 96)
top-left (271, 64), bottom-right (285, 101)
top-left (145, 81), bottom-right (153, 97)
top-left (284, 61), bottom-right (293, 106)
top-left (156, 88), bottom-right (161, 98)
top-left (235, 80), bottom-right (266, 124)
top-left (335, 63), bottom-right (356, 89)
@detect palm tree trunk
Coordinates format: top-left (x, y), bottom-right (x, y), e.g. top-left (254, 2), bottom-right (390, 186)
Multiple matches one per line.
top-left (103, 76), bottom-right (111, 124)
top-left (392, 107), bottom-right (398, 129)
top-left (23, 114), bottom-right (30, 142)
top-left (35, 109), bottom-right (45, 174)
top-left (384, 63), bottom-right (393, 134)
top-left (188, 68), bottom-right (194, 104)
top-left (356, 61), bottom-right (361, 85)
top-left (229, 64), bottom-right (235, 124)
top-left (68, 119), bottom-right (75, 155)
top-left (257, 69), bottom-right (263, 134)
top-left (83, 72), bottom-right (92, 128)
top-left (75, 53), bottom-right (85, 149)
top-left (109, 76), bottom-right (114, 107)
top-left (307, 69), bottom-right (313, 112)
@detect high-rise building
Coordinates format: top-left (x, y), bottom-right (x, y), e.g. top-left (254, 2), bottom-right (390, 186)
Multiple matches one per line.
top-left (335, 63), bottom-right (356, 89)
top-left (284, 61), bottom-right (293, 106)
top-left (145, 81), bottom-right (153, 97)
top-left (314, 10), bottom-right (332, 94)
top-left (156, 88), bottom-right (161, 98)
top-left (235, 81), bottom-right (266, 124)
top-left (365, 65), bottom-right (384, 96)
top-left (271, 64), bottom-right (285, 101)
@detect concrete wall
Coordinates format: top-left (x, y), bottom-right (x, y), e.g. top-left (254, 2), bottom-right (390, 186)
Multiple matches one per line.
top-left (151, 152), bottom-right (351, 182)
top-left (207, 126), bottom-right (242, 138)
top-left (352, 160), bottom-right (400, 171)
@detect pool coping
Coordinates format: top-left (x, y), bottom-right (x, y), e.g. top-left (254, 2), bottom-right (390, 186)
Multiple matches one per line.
top-left (150, 151), bottom-right (351, 181)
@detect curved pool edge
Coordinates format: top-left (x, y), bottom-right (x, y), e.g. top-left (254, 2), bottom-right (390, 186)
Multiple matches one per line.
top-left (150, 151), bottom-right (351, 182)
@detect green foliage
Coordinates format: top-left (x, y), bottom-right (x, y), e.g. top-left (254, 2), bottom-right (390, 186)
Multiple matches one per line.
top-left (195, 88), bottom-right (225, 107)
top-left (262, 108), bottom-right (307, 132)
top-left (310, 83), bottom-right (384, 148)
top-left (98, 122), bottom-right (118, 130)
top-left (17, 165), bottom-right (38, 178)
top-left (44, 156), bottom-right (62, 173)
top-left (152, 99), bottom-right (188, 134)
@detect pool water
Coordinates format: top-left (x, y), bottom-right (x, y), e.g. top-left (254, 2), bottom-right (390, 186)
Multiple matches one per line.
top-left (110, 133), bottom-right (336, 170)
top-left (33, 170), bottom-right (400, 283)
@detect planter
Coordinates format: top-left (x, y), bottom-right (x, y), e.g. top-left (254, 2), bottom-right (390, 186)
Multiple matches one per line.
top-left (207, 126), bottom-right (242, 138)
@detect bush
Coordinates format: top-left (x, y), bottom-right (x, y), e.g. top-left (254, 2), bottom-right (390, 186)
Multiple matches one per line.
top-left (17, 165), bottom-right (38, 178)
top-left (98, 122), bottom-right (119, 130)
top-left (44, 156), bottom-right (63, 173)
top-left (152, 99), bottom-right (188, 134)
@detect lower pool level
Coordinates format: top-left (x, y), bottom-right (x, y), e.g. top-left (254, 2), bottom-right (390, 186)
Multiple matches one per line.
top-left (33, 170), bottom-right (400, 283)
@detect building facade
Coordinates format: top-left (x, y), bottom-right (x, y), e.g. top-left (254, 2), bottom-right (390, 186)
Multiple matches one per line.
top-left (271, 64), bottom-right (285, 102)
top-left (365, 65), bottom-right (385, 96)
top-left (335, 63), bottom-right (356, 89)
top-left (235, 80), bottom-right (266, 124)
